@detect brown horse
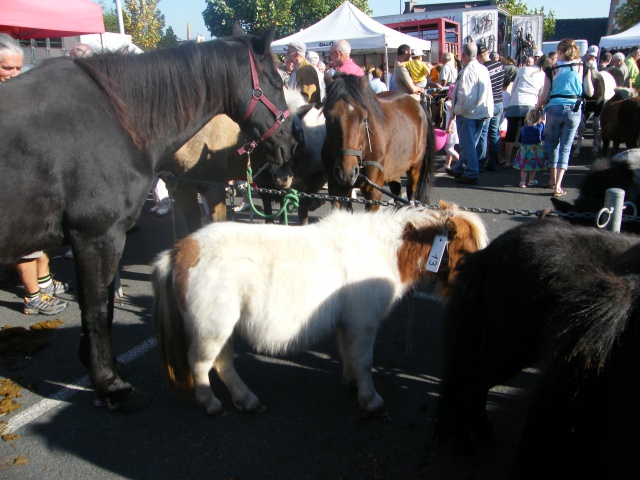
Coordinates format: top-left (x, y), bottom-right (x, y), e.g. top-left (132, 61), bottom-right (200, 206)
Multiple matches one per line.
top-left (322, 74), bottom-right (436, 211)
top-left (600, 87), bottom-right (640, 156)
top-left (164, 88), bottom-right (309, 232)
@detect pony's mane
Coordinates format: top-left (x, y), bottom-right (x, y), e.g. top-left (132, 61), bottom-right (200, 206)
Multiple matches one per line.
top-left (284, 87), bottom-right (307, 115)
top-left (74, 36), bottom-right (258, 150)
top-left (325, 74), bottom-right (385, 121)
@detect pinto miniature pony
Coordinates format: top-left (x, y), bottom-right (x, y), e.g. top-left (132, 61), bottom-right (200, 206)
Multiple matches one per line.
top-left (322, 74), bottom-right (436, 210)
top-left (153, 202), bottom-right (487, 416)
top-left (435, 219), bottom-right (640, 456)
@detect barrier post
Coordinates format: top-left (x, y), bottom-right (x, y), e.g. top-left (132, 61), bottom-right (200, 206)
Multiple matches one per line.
top-left (604, 188), bottom-right (625, 233)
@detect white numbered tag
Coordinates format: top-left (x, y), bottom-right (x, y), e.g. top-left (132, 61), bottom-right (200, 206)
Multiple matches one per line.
top-left (426, 234), bottom-right (448, 273)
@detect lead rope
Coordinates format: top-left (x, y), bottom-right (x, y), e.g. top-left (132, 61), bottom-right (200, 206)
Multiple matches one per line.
top-left (243, 166), bottom-right (300, 225)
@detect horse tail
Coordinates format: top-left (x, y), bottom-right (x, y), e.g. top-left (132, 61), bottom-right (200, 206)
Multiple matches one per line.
top-left (152, 252), bottom-right (194, 396)
top-left (414, 112), bottom-right (436, 204)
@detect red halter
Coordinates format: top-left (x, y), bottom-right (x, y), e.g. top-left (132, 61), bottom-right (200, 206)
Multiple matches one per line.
top-left (237, 48), bottom-right (291, 155)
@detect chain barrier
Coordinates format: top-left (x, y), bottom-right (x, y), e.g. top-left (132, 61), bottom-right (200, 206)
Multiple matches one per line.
top-left (155, 170), bottom-right (640, 227)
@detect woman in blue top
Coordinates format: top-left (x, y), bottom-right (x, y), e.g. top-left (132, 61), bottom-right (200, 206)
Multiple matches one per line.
top-left (535, 38), bottom-right (594, 197)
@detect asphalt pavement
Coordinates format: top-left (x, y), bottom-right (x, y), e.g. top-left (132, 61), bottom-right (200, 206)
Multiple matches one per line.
top-left (0, 136), bottom-right (598, 480)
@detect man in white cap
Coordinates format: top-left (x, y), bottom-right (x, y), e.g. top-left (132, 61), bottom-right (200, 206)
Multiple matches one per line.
top-left (533, 50), bottom-right (543, 61)
top-left (286, 40), bottom-right (321, 103)
top-left (584, 45), bottom-right (599, 69)
top-left (305, 50), bottom-right (326, 102)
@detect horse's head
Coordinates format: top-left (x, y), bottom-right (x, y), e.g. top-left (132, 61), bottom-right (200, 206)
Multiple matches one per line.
top-left (271, 89), bottom-right (320, 189)
top-left (397, 201), bottom-right (488, 296)
top-left (231, 23), bottom-right (297, 167)
top-left (323, 74), bottom-right (381, 187)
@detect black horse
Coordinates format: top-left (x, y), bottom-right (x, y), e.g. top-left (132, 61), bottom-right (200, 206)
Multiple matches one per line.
top-left (551, 148), bottom-right (640, 231)
top-left (435, 219), bottom-right (640, 456)
top-left (510, 242), bottom-right (640, 479)
top-left (0, 24), bottom-right (296, 412)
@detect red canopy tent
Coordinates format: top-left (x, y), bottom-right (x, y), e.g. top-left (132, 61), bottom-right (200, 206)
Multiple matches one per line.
top-left (0, 0), bottom-right (105, 39)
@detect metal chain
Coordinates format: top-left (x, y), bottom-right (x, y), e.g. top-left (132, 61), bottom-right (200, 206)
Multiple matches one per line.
top-left (155, 171), bottom-right (640, 225)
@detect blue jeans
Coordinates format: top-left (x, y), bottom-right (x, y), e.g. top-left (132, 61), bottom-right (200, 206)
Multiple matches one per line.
top-left (477, 102), bottom-right (502, 168)
top-left (455, 116), bottom-right (488, 178)
top-left (545, 104), bottom-right (581, 170)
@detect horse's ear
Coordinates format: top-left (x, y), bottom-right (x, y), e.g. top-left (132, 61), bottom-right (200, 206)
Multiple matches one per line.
top-left (232, 22), bottom-right (245, 37)
top-left (359, 74), bottom-right (370, 89)
top-left (253, 23), bottom-right (277, 54)
top-left (324, 72), bottom-right (334, 87)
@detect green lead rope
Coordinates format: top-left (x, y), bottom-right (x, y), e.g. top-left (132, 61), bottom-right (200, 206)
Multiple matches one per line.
top-left (244, 167), bottom-right (299, 225)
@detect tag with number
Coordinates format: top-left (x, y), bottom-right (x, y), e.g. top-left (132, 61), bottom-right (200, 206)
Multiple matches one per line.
top-left (426, 234), bottom-right (448, 273)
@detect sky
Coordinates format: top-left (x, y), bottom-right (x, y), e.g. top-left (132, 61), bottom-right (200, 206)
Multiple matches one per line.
top-left (155, 0), bottom-right (611, 41)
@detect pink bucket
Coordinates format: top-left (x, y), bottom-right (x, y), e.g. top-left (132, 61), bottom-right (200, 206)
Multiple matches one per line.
top-left (434, 128), bottom-right (448, 151)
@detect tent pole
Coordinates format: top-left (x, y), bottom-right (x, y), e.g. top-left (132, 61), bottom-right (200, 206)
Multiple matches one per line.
top-left (384, 43), bottom-right (390, 89)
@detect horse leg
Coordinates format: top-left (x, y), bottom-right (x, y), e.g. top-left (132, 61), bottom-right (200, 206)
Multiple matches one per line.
top-left (214, 340), bottom-right (265, 413)
top-left (75, 231), bottom-right (149, 412)
top-left (205, 186), bottom-right (228, 224)
top-left (336, 324), bottom-right (384, 414)
top-left (171, 186), bottom-right (203, 233)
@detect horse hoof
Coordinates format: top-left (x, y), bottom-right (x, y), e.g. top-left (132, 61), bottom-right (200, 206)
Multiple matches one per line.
top-left (107, 388), bottom-right (151, 413)
top-left (358, 406), bottom-right (388, 420)
top-left (247, 403), bottom-right (267, 414)
top-left (209, 408), bottom-right (228, 418)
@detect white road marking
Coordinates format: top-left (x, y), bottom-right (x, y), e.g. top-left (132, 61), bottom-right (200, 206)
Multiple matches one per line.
top-left (4, 337), bottom-right (157, 434)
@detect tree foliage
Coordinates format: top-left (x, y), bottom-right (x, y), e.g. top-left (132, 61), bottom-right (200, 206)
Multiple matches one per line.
top-left (122, 0), bottom-right (166, 51)
top-left (498, 0), bottom-right (556, 41)
top-left (615, 0), bottom-right (640, 33)
top-left (202, 0), bottom-right (372, 38)
top-left (157, 26), bottom-right (180, 49)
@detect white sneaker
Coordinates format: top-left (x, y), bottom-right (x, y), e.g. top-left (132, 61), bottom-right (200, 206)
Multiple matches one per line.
top-left (156, 206), bottom-right (171, 216)
top-left (149, 205), bottom-right (160, 214)
top-left (233, 202), bottom-right (249, 212)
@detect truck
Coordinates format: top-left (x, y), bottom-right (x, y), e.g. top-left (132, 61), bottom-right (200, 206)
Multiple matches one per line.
top-left (375, 5), bottom-right (544, 65)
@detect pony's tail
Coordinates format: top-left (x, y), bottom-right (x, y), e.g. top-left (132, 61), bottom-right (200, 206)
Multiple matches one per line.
top-left (152, 252), bottom-right (194, 396)
top-left (414, 113), bottom-right (436, 204)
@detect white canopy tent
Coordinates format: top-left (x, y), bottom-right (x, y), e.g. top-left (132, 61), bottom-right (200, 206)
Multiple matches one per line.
top-left (600, 22), bottom-right (640, 50)
top-left (272, 1), bottom-right (432, 84)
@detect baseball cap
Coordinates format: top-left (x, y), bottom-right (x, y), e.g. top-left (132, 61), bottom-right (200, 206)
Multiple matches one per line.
top-left (286, 41), bottom-right (306, 54)
top-left (587, 45), bottom-right (599, 56)
top-left (306, 51), bottom-right (319, 66)
top-left (477, 44), bottom-right (488, 55)
top-left (533, 50), bottom-right (543, 57)
top-left (411, 48), bottom-right (425, 57)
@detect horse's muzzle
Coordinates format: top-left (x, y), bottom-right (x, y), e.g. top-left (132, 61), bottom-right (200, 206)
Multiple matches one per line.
top-left (333, 161), bottom-right (359, 187)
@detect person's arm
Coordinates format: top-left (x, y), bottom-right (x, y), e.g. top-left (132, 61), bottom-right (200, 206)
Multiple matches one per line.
top-left (397, 64), bottom-right (423, 94)
top-left (583, 66), bottom-right (594, 98)
top-left (535, 74), bottom-right (551, 111)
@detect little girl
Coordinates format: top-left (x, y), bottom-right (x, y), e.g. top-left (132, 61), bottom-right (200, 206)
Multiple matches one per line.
top-left (514, 108), bottom-right (545, 188)
top-left (438, 83), bottom-right (459, 173)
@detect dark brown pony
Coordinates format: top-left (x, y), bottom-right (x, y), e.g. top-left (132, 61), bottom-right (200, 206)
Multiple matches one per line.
top-left (600, 87), bottom-right (640, 156)
top-left (322, 74), bottom-right (435, 211)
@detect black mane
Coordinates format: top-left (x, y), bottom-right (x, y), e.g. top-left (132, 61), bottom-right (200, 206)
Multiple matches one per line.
top-left (75, 37), bottom-right (251, 149)
top-left (325, 73), bottom-right (385, 121)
